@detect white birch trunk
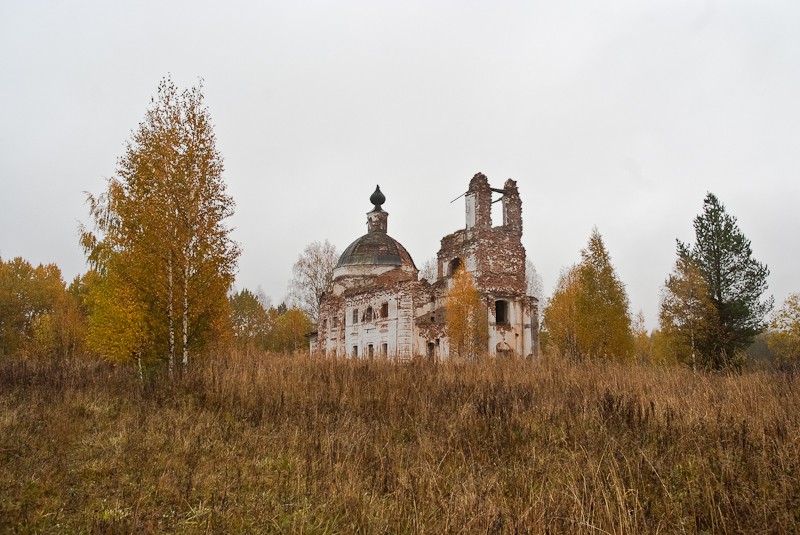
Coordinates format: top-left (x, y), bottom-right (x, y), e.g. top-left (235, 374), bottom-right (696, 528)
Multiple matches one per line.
top-left (182, 259), bottom-right (189, 369)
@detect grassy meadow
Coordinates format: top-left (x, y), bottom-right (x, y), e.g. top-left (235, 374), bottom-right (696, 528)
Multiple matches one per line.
top-left (1, 353), bottom-right (798, 533)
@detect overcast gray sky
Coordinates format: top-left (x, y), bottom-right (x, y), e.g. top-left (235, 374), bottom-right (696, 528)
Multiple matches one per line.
top-left (2, 0), bottom-right (798, 329)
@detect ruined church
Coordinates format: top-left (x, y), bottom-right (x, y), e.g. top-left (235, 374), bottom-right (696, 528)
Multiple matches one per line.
top-left (312, 172), bottom-right (538, 359)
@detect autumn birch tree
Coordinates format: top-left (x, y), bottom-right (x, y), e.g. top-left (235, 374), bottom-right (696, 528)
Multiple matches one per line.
top-left (288, 240), bottom-right (338, 322)
top-left (658, 250), bottom-right (719, 370)
top-left (81, 77), bottom-right (238, 371)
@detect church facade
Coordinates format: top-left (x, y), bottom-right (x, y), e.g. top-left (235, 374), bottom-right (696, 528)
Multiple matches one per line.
top-left (312, 173), bottom-right (538, 360)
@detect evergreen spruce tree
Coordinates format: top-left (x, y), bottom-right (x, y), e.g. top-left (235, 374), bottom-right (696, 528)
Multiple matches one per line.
top-left (662, 193), bottom-right (772, 369)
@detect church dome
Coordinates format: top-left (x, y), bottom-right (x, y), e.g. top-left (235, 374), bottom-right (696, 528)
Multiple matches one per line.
top-left (331, 185), bottom-right (419, 287)
top-left (335, 232), bottom-right (416, 269)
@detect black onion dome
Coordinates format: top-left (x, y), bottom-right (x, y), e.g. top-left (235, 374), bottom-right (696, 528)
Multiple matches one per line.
top-left (369, 185), bottom-right (386, 211)
top-left (335, 232), bottom-right (416, 269)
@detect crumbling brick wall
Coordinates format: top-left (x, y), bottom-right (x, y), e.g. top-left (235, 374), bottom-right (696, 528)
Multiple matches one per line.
top-left (432, 172), bottom-right (537, 357)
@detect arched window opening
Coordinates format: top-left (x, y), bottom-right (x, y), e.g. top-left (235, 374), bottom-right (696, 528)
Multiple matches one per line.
top-left (496, 342), bottom-right (513, 359)
top-left (449, 258), bottom-right (462, 276)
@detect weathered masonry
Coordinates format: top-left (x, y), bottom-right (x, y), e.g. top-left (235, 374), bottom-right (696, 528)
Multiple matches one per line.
top-left (312, 172), bottom-right (538, 359)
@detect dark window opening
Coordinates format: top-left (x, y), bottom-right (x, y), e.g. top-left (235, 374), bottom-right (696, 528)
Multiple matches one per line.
top-left (368, 344), bottom-right (374, 358)
top-left (449, 258), bottom-right (462, 276)
top-left (381, 302), bottom-right (389, 318)
top-left (381, 343), bottom-right (388, 356)
top-left (364, 306), bottom-right (374, 322)
top-left (352, 309), bottom-right (359, 324)
top-left (427, 342), bottom-right (436, 358)
top-left (352, 345), bottom-right (358, 357)
top-left (495, 300), bottom-right (509, 324)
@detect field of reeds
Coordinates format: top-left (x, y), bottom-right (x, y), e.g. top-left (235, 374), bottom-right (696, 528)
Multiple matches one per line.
top-left (1, 352), bottom-right (798, 534)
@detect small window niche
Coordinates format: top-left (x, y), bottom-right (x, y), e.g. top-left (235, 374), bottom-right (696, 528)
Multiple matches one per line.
top-left (380, 302), bottom-right (389, 319)
top-left (364, 306), bottom-right (374, 323)
top-left (496, 342), bottom-right (513, 359)
top-left (352, 309), bottom-right (359, 324)
top-left (495, 300), bottom-right (509, 324)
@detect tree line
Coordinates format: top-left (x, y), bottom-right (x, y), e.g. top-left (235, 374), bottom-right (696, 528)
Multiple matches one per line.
top-left (1, 76), bottom-right (798, 371)
top-left (540, 193), bottom-right (791, 371)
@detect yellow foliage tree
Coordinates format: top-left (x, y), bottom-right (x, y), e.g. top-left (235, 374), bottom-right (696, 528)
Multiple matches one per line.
top-left (267, 308), bottom-right (313, 353)
top-left (229, 288), bottom-right (272, 351)
top-left (0, 257), bottom-right (86, 358)
top-left (541, 266), bottom-right (580, 359)
top-left (445, 267), bottom-right (488, 359)
top-left (542, 229), bottom-right (633, 361)
top-left (81, 77), bottom-right (239, 372)
top-left (86, 272), bottom-right (147, 370)
top-left (658, 250), bottom-right (720, 370)
top-left (768, 293), bottom-right (800, 366)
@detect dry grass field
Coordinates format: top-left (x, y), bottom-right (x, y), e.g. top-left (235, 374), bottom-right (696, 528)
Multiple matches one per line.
top-left (1, 353), bottom-right (798, 533)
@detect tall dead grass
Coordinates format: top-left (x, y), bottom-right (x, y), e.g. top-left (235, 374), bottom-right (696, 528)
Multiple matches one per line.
top-left (1, 353), bottom-right (798, 533)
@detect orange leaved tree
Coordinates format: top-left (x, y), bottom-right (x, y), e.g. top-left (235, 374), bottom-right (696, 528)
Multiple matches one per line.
top-left (445, 267), bottom-right (488, 359)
